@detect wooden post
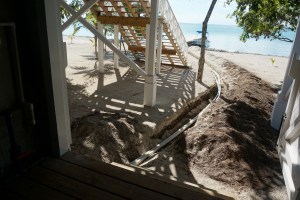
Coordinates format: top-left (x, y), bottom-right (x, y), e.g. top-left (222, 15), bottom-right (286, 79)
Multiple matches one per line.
top-left (145, 24), bottom-right (150, 72)
top-left (143, 0), bottom-right (159, 107)
top-left (97, 22), bottom-right (104, 73)
top-left (59, 0), bottom-right (147, 77)
top-left (156, 22), bottom-right (163, 74)
top-left (114, 25), bottom-right (119, 69)
top-left (44, 0), bottom-right (72, 155)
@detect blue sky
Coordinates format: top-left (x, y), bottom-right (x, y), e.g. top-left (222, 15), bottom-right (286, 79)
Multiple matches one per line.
top-left (168, 0), bottom-right (237, 25)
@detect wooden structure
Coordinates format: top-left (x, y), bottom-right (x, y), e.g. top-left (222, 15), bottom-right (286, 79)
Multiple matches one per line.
top-left (1, 2), bottom-right (231, 199)
top-left (272, 19), bottom-right (300, 200)
top-left (2, 152), bottom-right (234, 200)
top-left (92, 0), bottom-right (189, 66)
top-left (60, 0), bottom-right (189, 107)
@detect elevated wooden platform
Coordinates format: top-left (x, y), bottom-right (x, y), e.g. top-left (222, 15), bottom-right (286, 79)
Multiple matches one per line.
top-left (87, 0), bottom-right (188, 66)
top-left (2, 152), bottom-right (234, 200)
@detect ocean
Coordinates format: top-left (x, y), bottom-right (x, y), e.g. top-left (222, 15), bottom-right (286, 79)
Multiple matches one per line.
top-left (181, 23), bottom-right (295, 57)
top-left (63, 23), bottom-right (296, 57)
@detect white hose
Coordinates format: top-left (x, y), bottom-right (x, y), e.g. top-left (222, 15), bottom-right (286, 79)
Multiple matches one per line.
top-left (131, 69), bottom-right (221, 166)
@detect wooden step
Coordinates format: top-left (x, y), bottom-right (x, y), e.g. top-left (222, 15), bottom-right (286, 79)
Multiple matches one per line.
top-left (92, 0), bottom-right (188, 66)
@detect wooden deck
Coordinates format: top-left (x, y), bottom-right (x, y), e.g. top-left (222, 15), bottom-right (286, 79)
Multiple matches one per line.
top-left (1, 152), bottom-right (234, 200)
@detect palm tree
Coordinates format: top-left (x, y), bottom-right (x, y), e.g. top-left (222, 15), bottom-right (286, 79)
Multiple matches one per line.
top-left (197, 0), bottom-right (218, 82)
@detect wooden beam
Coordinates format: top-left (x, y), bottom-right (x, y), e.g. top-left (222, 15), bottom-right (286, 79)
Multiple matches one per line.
top-left (97, 16), bottom-right (150, 26)
top-left (144, 0), bottom-right (159, 107)
top-left (60, 0), bottom-right (147, 77)
top-left (62, 0), bottom-right (99, 31)
top-left (114, 25), bottom-right (119, 69)
top-left (128, 46), bottom-right (177, 55)
top-left (156, 22), bottom-right (163, 74)
top-left (97, 22), bottom-right (104, 73)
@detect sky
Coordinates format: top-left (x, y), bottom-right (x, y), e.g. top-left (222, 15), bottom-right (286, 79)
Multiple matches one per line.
top-left (168, 0), bottom-right (237, 25)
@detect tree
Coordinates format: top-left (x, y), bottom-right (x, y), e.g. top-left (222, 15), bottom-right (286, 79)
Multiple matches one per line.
top-left (68, 21), bottom-right (82, 44)
top-left (61, 0), bottom-right (114, 54)
top-left (226, 0), bottom-right (300, 42)
top-left (197, 0), bottom-right (218, 82)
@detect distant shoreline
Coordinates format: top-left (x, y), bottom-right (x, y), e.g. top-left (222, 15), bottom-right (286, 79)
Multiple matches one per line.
top-left (206, 48), bottom-right (289, 58)
top-left (63, 35), bottom-right (289, 58)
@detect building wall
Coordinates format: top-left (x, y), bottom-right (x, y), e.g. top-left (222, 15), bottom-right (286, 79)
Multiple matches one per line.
top-left (0, 0), bottom-right (60, 170)
top-left (277, 23), bottom-right (300, 200)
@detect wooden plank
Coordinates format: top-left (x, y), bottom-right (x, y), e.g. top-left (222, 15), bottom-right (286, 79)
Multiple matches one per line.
top-left (5, 177), bottom-right (75, 200)
top-left (98, 16), bottom-right (150, 26)
top-left (127, 26), bottom-right (142, 45)
top-left (62, 152), bottom-right (235, 200)
top-left (41, 158), bottom-right (175, 200)
top-left (139, 0), bottom-right (150, 15)
top-left (0, 189), bottom-right (27, 200)
top-left (285, 120), bottom-right (300, 143)
top-left (60, 0), bottom-right (147, 77)
top-left (289, 53), bottom-right (300, 79)
top-left (26, 166), bottom-right (125, 200)
top-left (123, 0), bottom-right (138, 17)
top-left (128, 46), bottom-right (177, 55)
top-left (62, 0), bottom-right (99, 31)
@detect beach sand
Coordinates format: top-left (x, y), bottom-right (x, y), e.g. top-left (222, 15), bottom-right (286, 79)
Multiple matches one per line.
top-left (64, 36), bottom-right (288, 199)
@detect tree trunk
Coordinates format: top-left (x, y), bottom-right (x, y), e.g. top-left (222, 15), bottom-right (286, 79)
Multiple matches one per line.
top-left (94, 36), bottom-right (98, 59)
top-left (197, 0), bottom-right (218, 82)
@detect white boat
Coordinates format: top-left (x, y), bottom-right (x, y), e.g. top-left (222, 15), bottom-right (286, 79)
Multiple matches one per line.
top-left (187, 31), bottom-right (210, 47)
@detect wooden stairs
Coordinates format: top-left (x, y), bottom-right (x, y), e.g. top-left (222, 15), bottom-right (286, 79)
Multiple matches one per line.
top-left (87, 0), bottom-right (189, 66)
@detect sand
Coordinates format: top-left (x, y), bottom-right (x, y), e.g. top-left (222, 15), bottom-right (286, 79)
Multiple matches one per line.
top-left (141, 56), bottom-right (287, 200)
top-left (64, 36), bottom-right (289, 199)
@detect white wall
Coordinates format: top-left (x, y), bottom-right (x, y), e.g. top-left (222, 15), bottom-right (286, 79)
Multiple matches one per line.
top-left (277, 34), bottom-right (300, 199)
top-left (271, 19), bottom-right (300, 130)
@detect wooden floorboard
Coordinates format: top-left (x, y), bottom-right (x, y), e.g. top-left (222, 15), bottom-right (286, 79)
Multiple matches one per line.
top-left (0, 189), bottom-right (27, 200)
top-left (62, 152), bottom-right (234, 200)
top-left (26, 166), bottom-right (126, 200)
top-left (41, 158), bottom-right (175, 200)
top-left (5, 176), bottom-right (76, 200)
top-left (2, 153), bottom-right (234, 200)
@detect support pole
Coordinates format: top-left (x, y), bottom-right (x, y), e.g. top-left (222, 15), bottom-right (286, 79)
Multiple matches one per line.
top-left (143, 0), bottom-right (159, 107)
top-left (114, 25), bottom-right (119, 69)
top-left (145, 24), bottom-right (150, 72)
top-left (44, 0), bottom-right (71, 155)
top-left (156, 22), bottom-right (163, 74)
top-left (97, 22), bottom-right (104, 73)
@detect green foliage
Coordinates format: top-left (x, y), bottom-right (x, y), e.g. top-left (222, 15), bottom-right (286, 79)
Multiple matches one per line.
top-left (61, 0), bottom-right (114, 38)
top-left (68, 21), bottom-right (82, 44)
top-left (60, 0), bottom-right (84, 24)
top-left (270, 58), bottom-right (276, 65)
top-left (226, 0), bottom-right (300, 42)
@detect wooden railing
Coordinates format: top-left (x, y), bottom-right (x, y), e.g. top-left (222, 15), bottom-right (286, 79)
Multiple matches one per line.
top-left (158, 0), bottom-right (188, 65)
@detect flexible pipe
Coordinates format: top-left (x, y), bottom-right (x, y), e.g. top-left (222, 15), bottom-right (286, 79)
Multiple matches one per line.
top-left (131, 69), bottom-right (221, 166)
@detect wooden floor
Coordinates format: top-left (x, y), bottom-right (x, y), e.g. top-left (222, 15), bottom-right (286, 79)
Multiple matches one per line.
top-left (1, 152), bottom-right (234, 200)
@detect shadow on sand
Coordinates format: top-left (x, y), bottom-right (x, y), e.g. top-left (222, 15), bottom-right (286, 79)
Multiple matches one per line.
top-left (68, 62), bottom-right (199, 127)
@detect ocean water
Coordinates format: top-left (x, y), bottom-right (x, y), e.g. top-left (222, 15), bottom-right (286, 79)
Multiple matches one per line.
top-left (64, 23), bottom-right (295, 57)
top-left (181, 23), bottom-right (295, 57)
